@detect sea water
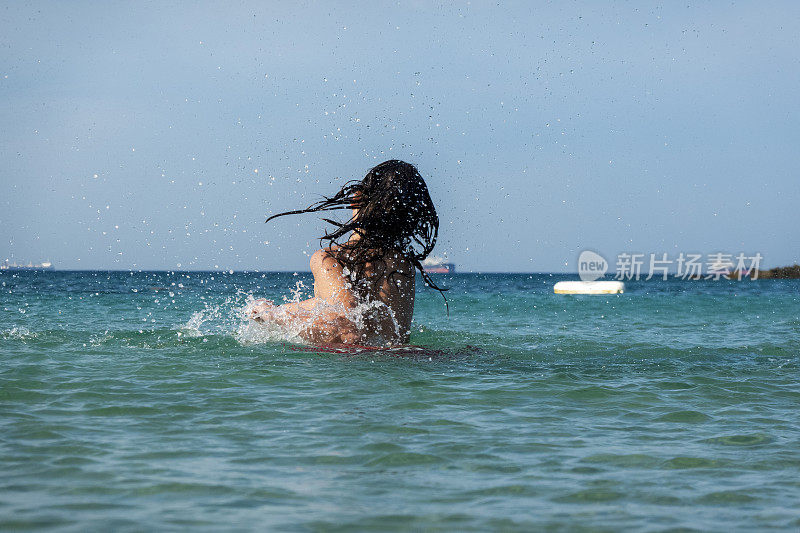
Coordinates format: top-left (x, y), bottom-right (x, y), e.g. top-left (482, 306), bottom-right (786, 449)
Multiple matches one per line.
top-left (1, 271), bottom-right (798, 530)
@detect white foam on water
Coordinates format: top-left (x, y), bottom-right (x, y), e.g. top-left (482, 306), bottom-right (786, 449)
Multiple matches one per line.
top-left (234, 307), bottom-right (306, 345)
top-left (1, 326), bottom-right (37, 340)
top-left (181, 281), bottom-right (404, 347)
top-left (178, 289), bottom-right (253, 339)
top-left (236, 293), bottom-right (402, 346)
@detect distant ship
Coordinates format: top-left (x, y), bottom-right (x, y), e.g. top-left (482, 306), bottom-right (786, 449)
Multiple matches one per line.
top-left (421, 256), bottom-right (455, 274)
top-left (1, 260), bottom-right (54, 271)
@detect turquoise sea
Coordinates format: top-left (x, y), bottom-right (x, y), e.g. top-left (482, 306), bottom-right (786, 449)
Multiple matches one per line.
top-left (2, 271), bottom-right (799, 531)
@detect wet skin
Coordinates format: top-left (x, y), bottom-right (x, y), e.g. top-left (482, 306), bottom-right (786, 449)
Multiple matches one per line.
top-left (247, 241), bottom-right (415, 346)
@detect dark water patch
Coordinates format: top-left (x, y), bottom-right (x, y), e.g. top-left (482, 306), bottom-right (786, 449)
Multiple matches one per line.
top-left (0, 386), bottom-right (52, 402)
top-left (562, 386), bottom-right (620, 401)
top-left (580, 453), bottom-right (661, 468)
top-left (163, 518), bottom-right (219, 527)
top-left (570, 466), bottom-right (604, 474)
top-left (49, 501), bottom-right (135, 511)
top-left (215, 410), bottom-right (283, 423)
top-left (291, 343), bottom-right (484, 362)
top-left (307, 513), bottom-right (477, 532)
top-left (638, 492), bottom-right (685, 506)
top-left (49, 456), bottom-right (97, 466)
top-left (123, 449), bottom-right (209, 461)
top-left (307, 454), bottom-right (366, 466)
top-left (243, 487), bottom-right (300, 500)
top-left (554, 488), bottom-right (624, 503)
top-left (698, 490), bottom-right (759, 504)
top-left (128, 482), bottom-right (240, 498)
top-left (750, 456), bottom-right (800, 471)
top-left (461, 484), bottom-right (539, 498)
top-left (655, 410), bottom-right (711, 423)
top-left (424, 418), bottom-right (478, 429)
top-left (662, 457), bottom-right (721, 469)
top-left (655, 381), bottom-right (696, 390)
top-left (0, 517), bottom-right (77, 530)
top-left (462, 462), bottom-right (524, 474)
top-left (84, 405), bottom-right (162, 417)
top-left (389, 400), bottom-right (433, 410)
top-left (703, 434), bottom-right (774, 447)
top-left (4, 427), bottom-right (65, 441)
top-left (358, 442), bottom-right (405, 454)
top-left (362, 423), bottom-right (431, 436)
top-left (364, 452), bottom-right (446, 467)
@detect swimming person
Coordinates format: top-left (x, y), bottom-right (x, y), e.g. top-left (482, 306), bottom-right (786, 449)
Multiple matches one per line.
top-left (247, 160), bottom-right (447, 346)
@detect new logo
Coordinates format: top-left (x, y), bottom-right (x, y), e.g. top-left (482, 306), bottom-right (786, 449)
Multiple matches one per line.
top-left (578, 250), bottom-right (608, 281)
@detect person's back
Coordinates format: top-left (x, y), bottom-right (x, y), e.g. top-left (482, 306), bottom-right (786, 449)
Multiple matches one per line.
top-left (249, 160), bottom-right (445, 347)
top-left (359, 251), bottom-right (415, 343)
top-left (311, 247), bottom-right (415, 345)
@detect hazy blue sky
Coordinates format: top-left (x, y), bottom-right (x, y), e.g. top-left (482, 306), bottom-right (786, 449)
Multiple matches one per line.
top-left (2, 1), bottom-right (798, 272)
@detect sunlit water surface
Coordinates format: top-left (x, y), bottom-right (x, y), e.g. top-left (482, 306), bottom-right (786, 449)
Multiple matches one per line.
top-left (2, 271), bottom-right (799, 530)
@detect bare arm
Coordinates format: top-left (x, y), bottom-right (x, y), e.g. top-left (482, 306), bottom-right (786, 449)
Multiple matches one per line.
top-left (247, 298), bottom-right (318, 324)
top-left (247, 249), bottom-right (360, 344)
top-left (248, 297), bottom-right (359, 345)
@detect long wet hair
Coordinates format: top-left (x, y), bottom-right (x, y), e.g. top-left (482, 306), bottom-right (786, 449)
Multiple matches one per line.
top-left (266, 160), bottom-right (447, 307)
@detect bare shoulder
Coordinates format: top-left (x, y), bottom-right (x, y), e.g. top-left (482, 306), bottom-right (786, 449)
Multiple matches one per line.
top-left (309, 248), bottom-right (343, 273)
top-left (310, 247), bottom-right (355, 304)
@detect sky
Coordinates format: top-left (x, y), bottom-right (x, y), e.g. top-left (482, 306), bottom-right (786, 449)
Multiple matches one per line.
top-left (1, 1), bottom-right (798, 272)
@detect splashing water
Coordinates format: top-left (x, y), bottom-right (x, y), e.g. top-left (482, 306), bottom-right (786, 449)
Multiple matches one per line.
top-left (1, 326), bottom-right (36, 340)
top-left (178, 278), bottom-right (403, 348)
top-left (180, 287), bottom-right (311, 346)
top-left (235, 297), bottom-right (306, 345)
top-left (283, 279), bottom-right (309, 303)
top-left (236, 292), bottom-right (404, 347)
top-left (180, 289), bottom-right (256, 340)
